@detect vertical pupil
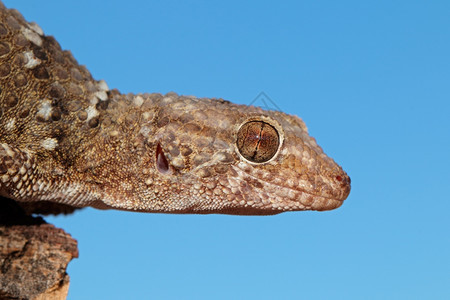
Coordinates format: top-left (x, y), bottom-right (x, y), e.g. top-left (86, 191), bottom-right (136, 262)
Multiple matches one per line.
top-left (237, 121), bottom-right (279, 163)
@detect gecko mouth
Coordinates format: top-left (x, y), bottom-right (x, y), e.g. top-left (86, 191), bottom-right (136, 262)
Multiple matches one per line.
top-left (232, 165), bottom-right (351, 212)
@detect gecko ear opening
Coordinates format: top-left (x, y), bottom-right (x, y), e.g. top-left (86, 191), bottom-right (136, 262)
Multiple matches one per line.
top-left (156, 143), bottom-right (170, 174)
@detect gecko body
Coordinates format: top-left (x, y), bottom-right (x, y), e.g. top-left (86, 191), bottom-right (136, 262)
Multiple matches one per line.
top-left (0, 3), bottom-right (350, 215)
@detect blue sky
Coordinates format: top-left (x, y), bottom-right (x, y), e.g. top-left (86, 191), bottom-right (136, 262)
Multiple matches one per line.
top-left (4, 1), bottom-right (450, 299)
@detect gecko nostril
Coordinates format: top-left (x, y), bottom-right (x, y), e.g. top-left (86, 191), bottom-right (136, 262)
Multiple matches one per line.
top-left (335, 175), bottom-right (350, 188)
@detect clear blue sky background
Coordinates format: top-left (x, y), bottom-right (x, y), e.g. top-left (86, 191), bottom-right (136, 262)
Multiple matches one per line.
top-left (4, 1), bottom-right (450, 299)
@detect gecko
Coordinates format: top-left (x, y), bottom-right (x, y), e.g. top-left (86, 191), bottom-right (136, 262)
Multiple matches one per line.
top-left (0, 2), bottom-right (350, 216)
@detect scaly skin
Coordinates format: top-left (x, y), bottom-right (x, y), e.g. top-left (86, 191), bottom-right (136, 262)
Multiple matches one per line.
top-left (0, 2), bottom-right (350, 215)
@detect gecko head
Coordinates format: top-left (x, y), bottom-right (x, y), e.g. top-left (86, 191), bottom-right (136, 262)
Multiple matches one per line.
top-left (98, 95), bottom-right (350, 215)
top-left (111, 95), bottom-right (351, 215)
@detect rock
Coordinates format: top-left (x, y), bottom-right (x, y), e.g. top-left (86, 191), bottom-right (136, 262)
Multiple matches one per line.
top-left (0, 197), bottom-right (78, 300)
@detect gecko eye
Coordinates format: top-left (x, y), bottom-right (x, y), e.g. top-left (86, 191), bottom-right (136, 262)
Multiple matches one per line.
top-left (236, 120), bottom-right (280, 163)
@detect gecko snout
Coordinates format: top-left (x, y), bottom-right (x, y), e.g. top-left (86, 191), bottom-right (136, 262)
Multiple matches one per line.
top-left (335, 173), bottom-right (351, 201)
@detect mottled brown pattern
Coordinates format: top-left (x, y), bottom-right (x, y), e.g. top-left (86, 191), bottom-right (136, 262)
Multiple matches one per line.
top-left (0, 197), bottom-right (77, 299)
top-left (0, 2), bottom-right (350, 215)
